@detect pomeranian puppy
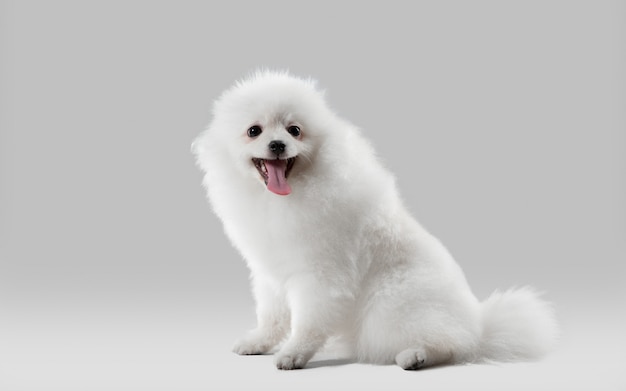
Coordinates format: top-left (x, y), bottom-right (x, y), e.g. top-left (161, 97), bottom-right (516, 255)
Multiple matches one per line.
top-left (192, 71), bottom-right (558, 370)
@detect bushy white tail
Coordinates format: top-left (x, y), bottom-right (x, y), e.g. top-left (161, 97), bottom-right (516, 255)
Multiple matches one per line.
top-left (480, 287), bottom-right (559, 362)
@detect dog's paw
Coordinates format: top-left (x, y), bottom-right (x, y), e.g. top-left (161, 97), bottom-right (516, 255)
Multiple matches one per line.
top-left (232, 335), bottom-right (270, 355)
top-left (274, 352), bottom-right (308, 370)
top-left (395, 348), bottom-right (427, 370)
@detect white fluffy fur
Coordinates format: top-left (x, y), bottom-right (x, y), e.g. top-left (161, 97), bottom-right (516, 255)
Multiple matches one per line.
top-left (192, 71), bottom-right (558, 370)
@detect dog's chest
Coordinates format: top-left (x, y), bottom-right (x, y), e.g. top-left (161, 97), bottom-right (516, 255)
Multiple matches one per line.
top-left (225, 196), bottom-right (364, 276)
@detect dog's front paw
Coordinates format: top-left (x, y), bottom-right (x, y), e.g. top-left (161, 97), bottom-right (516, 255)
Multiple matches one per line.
top-left (232, 334), bottom-right (271, 355)
top-left (274, 352), bottom-right (309, 370)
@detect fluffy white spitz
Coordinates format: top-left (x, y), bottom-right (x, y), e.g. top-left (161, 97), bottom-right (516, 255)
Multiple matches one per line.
top-left (192, 71), bottom-right (558, 370)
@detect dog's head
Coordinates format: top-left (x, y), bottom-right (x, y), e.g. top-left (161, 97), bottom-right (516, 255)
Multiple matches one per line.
top-left (194, 71), bottom-right (334, 196)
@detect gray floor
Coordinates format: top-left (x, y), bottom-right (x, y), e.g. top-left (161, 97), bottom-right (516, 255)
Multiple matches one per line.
top-left (2, 296), bottom-right (624, 390)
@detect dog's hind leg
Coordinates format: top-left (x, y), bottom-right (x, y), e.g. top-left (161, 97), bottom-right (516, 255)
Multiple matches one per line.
top-left (395, 346), bottom-right (453, 370)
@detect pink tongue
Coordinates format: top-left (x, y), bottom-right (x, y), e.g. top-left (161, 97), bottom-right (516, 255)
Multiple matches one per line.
top-left (264, 159), bottom-right (291, 195)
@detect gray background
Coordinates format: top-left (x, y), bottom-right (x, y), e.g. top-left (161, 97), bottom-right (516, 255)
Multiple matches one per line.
top-left (1, 1), bottom-right (624, 390)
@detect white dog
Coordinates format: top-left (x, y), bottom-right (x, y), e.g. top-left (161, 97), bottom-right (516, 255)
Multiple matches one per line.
top-left (192, 71), bottom-right (558, 370)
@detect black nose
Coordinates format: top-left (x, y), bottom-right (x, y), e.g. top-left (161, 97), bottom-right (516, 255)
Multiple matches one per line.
top-left (268, 140), bottom-right (286, 155)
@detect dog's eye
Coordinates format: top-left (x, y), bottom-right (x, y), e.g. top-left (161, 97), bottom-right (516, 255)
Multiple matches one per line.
top-left (287, 125), bottom-right (301, 138)
top-left (247, 125), bottom-right (262, 138)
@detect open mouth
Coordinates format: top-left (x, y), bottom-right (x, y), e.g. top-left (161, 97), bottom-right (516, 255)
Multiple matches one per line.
top-left (252, 157), bottom-right (296, 196)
